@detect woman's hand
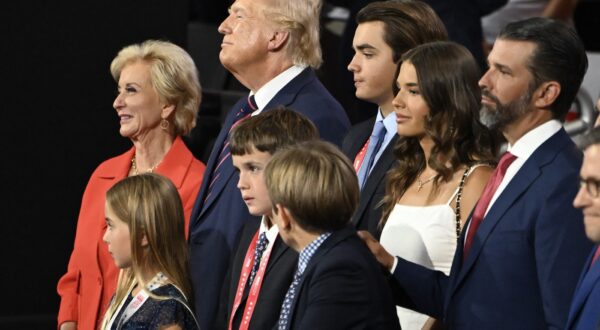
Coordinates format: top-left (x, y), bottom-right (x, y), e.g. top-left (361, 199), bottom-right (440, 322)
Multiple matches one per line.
top-left (357, 230), bottom-right (395, 272)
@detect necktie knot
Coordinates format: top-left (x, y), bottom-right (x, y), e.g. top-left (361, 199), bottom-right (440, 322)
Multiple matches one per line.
top-left (236, 95), bottom-right (258, 119)
top-left (497, 151), bottom-right (517, 175)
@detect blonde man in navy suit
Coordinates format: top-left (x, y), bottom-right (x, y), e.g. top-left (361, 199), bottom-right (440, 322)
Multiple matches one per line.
top-left (188, 0), bottom-right (350, 328)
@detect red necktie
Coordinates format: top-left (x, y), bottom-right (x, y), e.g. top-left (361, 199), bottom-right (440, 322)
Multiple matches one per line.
top-left (591, 246), bottom-right (600, 268)
top-left (463, 152), bottom-right (517, 258)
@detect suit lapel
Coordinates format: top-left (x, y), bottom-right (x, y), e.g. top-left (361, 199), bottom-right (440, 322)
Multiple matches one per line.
top-left (265, 236), bottom-right (291, 275)
top-left (352, 135), bottom-right (397, 227)
top-left (451, 129), bottom-right (571, 295)
top-left (566, 250), bottom-right (600, 328)
top-left (263, 68), bottom-right (314, 111)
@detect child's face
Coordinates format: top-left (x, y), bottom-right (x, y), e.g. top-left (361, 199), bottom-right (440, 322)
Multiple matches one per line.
top-left (103, 203), bottom-right (132, 269)
top-left (232, 148), bottom-right (273, 216)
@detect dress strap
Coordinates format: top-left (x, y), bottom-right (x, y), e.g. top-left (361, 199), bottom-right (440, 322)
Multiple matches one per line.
top-left (445, 163), bottom-right (490, 205)
top-left (448, 163), bottom-right (492, 239)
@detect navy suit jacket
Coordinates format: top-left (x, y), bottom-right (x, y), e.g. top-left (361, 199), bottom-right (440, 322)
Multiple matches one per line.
top-left (215, 220), bottom-right (298, 330)
top-left (392, 128), bottom-right (592, 329)
top-left (342, 117), bottom-right (398, 237)
top-left (566, 246), bottom-right (600, 330)
top-left (188, 68), bottom-right (350, 329)
top-left (282, 226), bottom-right (400, 330)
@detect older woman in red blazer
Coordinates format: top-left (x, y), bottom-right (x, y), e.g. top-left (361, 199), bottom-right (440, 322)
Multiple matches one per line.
top-left (57, 40), bottom-right (205, 330)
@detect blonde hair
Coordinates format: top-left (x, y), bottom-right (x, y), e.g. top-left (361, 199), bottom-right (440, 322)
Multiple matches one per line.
top-left (100, 173), bottom-right (191, 328)
top-left (110, 40), bottom-right (201, 135)
top-left (263, 0), bottom-right (323, 68)
top-left (265, 140), bottom-right (359, 232)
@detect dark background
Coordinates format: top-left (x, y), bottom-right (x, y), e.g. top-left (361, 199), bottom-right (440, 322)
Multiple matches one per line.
top-left (1, 1), bottom-right (190, 328)
top-left (1, 0), bottom-right (598, 328)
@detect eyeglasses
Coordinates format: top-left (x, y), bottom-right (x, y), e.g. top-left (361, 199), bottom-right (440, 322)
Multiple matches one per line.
top-left (579, 178), bottom-right (600, 198)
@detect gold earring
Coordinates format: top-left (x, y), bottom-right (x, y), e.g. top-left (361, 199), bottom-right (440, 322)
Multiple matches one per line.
top-left (160, 119), bottom-right (169, 131)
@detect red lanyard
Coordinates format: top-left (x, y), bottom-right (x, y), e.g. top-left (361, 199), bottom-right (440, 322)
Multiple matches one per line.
top-left (229, 230), bottom-right (274, 330)
top-left (353, 138), bottom-right (370, 173)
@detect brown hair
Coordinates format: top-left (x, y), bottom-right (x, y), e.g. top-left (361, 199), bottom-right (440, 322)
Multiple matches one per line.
top-left (266, 140), bottom-right (359, 233)
top-left (229, 107), bottom-right (319, 156)
top-left (356, 0), bottom-right (447, 94)
top-left (381, 41), bottom-right (499, 225)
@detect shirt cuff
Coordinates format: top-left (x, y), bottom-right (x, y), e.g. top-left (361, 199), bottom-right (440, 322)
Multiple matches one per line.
top-left (390, 256), bottom-right (398, 274)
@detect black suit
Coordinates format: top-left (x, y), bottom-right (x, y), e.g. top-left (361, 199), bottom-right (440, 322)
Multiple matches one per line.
top-left (282, 226), bottom-right (400, 330)
top-left (216, 220), bottom-right (298, 330)
top-left (342, 117), bottom-right (398, 238)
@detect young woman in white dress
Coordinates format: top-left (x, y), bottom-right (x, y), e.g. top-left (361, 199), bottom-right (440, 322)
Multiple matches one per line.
top-left (362, 41), bottom-right (500, 329)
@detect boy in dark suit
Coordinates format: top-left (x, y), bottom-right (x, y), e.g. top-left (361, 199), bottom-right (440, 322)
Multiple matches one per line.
top-left (215, 108), bottom-right (318, 330)
top-left (265, 140), bottom-right (400, 330)
top-left (343, 0), bottom-right (447, 235)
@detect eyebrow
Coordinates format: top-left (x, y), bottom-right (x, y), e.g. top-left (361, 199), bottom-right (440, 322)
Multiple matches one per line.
top-left (355, 43), bottom-right (376, 51)
top-left (492, 61), bottom-right (512, 74)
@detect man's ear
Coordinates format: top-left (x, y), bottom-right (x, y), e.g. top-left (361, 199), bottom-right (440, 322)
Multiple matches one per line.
top-left (533, 81), bottom-right (561, 109)
top-left (267, 30), bottom-right (289, 52)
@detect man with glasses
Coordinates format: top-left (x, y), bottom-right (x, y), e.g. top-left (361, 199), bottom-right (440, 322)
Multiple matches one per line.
top-left (567, 127), bottom-right (600, 330)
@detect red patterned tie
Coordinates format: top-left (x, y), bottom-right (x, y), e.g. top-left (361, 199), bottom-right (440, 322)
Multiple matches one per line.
top-left (463, 152), bottom-right (517, 258)
top-left (204, 96), bottom-right (257, 203)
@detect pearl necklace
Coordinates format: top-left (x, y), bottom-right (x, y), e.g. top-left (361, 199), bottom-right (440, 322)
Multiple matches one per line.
top-left (131, 155), bottom-right (160, 175)
top-left (416, 173), bottom-right (436, 192)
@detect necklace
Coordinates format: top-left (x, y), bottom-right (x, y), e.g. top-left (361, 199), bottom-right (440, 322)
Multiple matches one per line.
top-left (131, 155), bottom-right (160, 175)
top-left (416, 173), bottom-right (437, 192)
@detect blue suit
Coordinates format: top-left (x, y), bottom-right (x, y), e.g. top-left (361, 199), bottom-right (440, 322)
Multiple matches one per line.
top-left (188, 68), bottom-right (350, 329)
top-left (282, 226), bottom-right (400, 330)
top-left (566, 246), bottom-right (600, 330)
top-left (392, 129), bottom-right (592, 329)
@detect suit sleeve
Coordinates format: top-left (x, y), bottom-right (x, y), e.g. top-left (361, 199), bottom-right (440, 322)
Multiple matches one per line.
top-left (533, 172), bottom-right (592, 329)
top-left (391, 257), bottom-right (449, 319)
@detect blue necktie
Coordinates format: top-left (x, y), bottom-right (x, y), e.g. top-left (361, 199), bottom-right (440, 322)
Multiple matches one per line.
top-left (358, 121), bottom-right (386, 189)
top-left (205, 95), bottom-right (257, 203)
top-left (247, 232), bottom-right (268, 288)
top-left (277, 269), bottom-right (302, 330)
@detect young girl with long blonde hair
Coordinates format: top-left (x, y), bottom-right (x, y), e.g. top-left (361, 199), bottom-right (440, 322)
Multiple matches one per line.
top-left (100, 173), bottom-right (198, 329)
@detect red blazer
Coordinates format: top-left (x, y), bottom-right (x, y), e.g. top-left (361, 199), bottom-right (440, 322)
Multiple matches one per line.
top-left (57, 136), bottom-right (205, 329)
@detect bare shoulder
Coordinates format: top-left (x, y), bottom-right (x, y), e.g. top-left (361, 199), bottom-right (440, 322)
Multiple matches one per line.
top-left (464, 164), bottom-right (494, 188)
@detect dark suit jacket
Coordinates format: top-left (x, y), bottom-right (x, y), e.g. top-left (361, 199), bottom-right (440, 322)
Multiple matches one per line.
top-left (342, 117), bottom-right (398, 237)
top-left (283, 226), bottom-right (400, 330)
top-left (392, 129), bottom-right (592, 329)
top-left (215, 220), bottom-right (298, 330)
top-left (566, 246), bottom-right (600, 330)
top-left (188, 68), bottom-right (350, 329)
